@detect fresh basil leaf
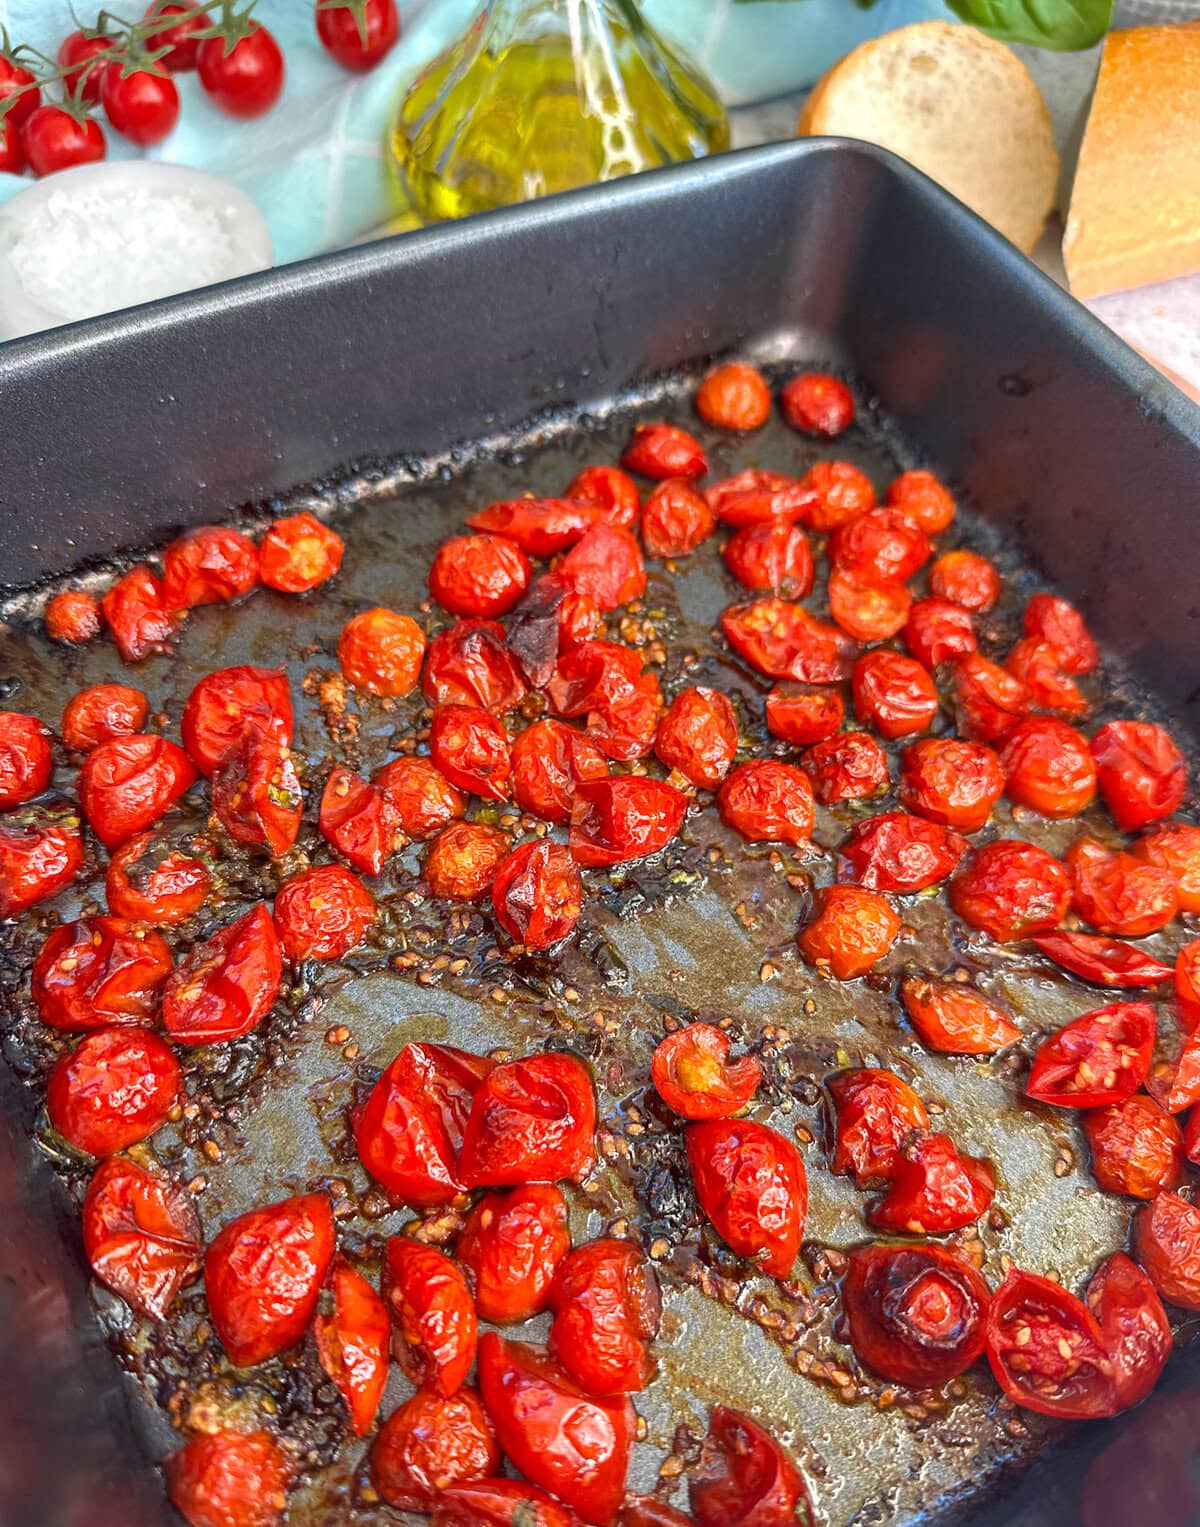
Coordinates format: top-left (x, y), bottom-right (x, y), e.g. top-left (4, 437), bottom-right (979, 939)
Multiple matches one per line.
top-left (944, 0), bottom-right (1111, 49)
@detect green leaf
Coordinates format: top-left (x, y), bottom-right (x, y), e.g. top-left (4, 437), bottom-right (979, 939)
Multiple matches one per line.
top-left (943, 0), bottom-right (1112, 50)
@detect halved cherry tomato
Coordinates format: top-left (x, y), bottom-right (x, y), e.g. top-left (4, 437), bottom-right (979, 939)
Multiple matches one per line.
top-left (998, 717), bottom-right (1096, 817)
top-left (765, 685), bottom-right (844, 745)
top-left (459, 1052), bottom-right (596, 1188)
top-left (457, 1183), bottom-right (570, 1324)
top-left (0, 711), bottom-right (51, 808)
top-left (722, 521), bottom-right (814, 596)
top-left (1005, 638), bottom-right (1088, 717)
top-left (1133, 1190), bottom-right (1200, 1309)
top-left (798, 884), bottom-right (901, 979)
top-left (510, 719), bottom-right (607, 823)
top-left (621, 423), bottom-right (708, 481)
top-left (642, 478), bottom-right (717, 559)
top-left (314, 1255), bottom-right (390, 1435)
top-left (928, 549), bottom-right (1001, 612)
top-left (211, 732), bottom-right (303, 856)
top-left (652, 1023), bottom-right (762, 1120)
top-left (1083, 1095), bottom-right (1182, 1198)
top-left (780, 372), bottom-right (854, 437)
top-left (425, 821), bottom-right (510, 900)
top-left (47, 1026), bottom-right (180, 1157)
top-left (985, 1267), bottom-right (1116, 1419)
top-left (620, 1499), bottom-right (694, 1527)
top-left (477, 1333), bottom-right (635, 1526)
top-left (161, 525), bottom-right (258, 610)
top-left (899, 738), bottom-right (1004, 832)
top-left (1024, 593), bottom-right (1099, 674)
top-left (949, 653), bottom-right (1030, 744)
top-left (900, 976), bottom-right (1021, 1054)
top-left (548, 639), bottom-right (662, 762)
top-left (492, 840), bottom-right (583, 950)
top-left (205, 1193), bottom-right (335, 1366)
top-left (802, 730), bottom-right (888, 804)
top-left (258, 510), bottom-right (343, 592)
top-left (1033, 931), bottom-right (1172, 989)
top-left (903, 596), bottom-right (976, 670)
top-left (799, 459), bottom-right (876, 531)
top-left (828, 568), bottom-right (911, 642)
top-left (429, 533), bottom-right (531, 618)
top-left (1066, 836), bottom-right (1178, 937)
top-left (319, 765), bottom-right (401, 874)
top-left (1087, 1252), bottom-right (1172, 1411)
top-left (686, 1117), bottom-right (806, 1278)
top-left (101, 564), bottom-right (180, 662)
top-left (722, 597), bottom-right (857, 683)
top-left (273, 864), bottom-right (375, 961)
top-left (852, 650), bottom-right (938, 739)
top-left (62, 684), bottom-right (147, 753)
top-left (45, 588), bottom-right (103, 645)
top-left (650, 687), bottom-right (735, 791)
top-left (839, 811), bottom-right (966, 893)
top-left (162, 902), bottom-right (282, 1045)
top-left (0, 807), bottom-right (84, 918)
top-left (1179, 940), bottom-right (1200, 1020)
top-left (423, 620), bottom-right (527, 712)
top-left (468, 497), bottom-right (602, 555)
top-left (432, 1479), bottom-right (578, 1527)
top-left (371, 1388), bottom-right (498, 1509)
top-left (82, 1156), bottom-right (202, 1319)
top-left (383, 1237), bottom-right (477, 1397)
top-left (869, 1132), bottom-right (995, 1234)
top-left (353, 1041), bottom-right (493, 1206)
top-left (1026, 1002), bottom-right (1155, 1108)
top-left (549, 1238), bottom-right (660, 1395)
top-left (556, 522), bottom-right (646, 612)
top-left (827, 1067), bottom-right (930, 1185)
top-left (164, 1430), bottom-right (289, 1527)
top-left (689, 1405), bottom-right (811, 1527)
top-left (842, 1242), bottom-right (991, 1388)
top-left (1092, 720), bottom-right (1187, 832)
top-left (569, 775), bottom-right (687, 868)
top-left (1147, 1024), bottom-right (1200, 1115)
top-left (1133, 823), bottom-right (1200, 913)
top-left (566, 465), bottom-right (642, 529)
top-left (708, 470), bottom-right (814, 528)
top-left (886, 469), bottom-right (956, 535)
top-left (33, 915), bottom-right (171, 1032)
top-left (79, 734), bottom-right (198, 849)
top-left (429, 706), bottom-right (511, 801)
top-left (106, 832), bottom-right (211, 925)
top-left (696, 363), bottom-right (771, 431)
top-left (375, 755), bottom-right (468, 838)
top-left (949, 839), bottom-right (1070, 942)
top-left (339, 607), bottom-right (427, 698)
top-left (717, 760), bottom-right (814, 847)
top-left (182, 665), bottom-right (293, 778)
top-left (829, 507), bottom-right (931, 586)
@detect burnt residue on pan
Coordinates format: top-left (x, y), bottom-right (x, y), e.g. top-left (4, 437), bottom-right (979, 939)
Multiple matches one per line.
top-left (0, 366), bottom-right (1196, 1527)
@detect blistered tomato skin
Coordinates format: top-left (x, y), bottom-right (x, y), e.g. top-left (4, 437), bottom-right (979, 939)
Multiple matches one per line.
top-left (853, 650), bottom-right (939, 740)
top-left (258, 511), bottom-right (343, 592)
top-left (492, 840), bottom-right (583, 950)
top-left (718, 760), bottom-right (814, 847)
top-left (695, 363), bottom-right (771, 431)
top-left (458, 1052), bottom-right (597, 1188)
top-left (106, 833), bottom-right (211, 925)
top-left (722, 521), bottom-right (814, 596)
top-left (556, 522), bottom-right (647, 612)
top-left (829, 507), bottom-right (931, 586)
top-left (0, 711), bottom-right (52, 807)
top-left (62, 684), bottom-right (148, 752)
top-left (510, 719), bottom-right (607, 823)
top-left (689, 1405), bottom-right (812, 1527)
top-left (803, 730), bottom-right (889, 805)
top-left (468, 497), bottom-right (602, 554)
top-left (181, 666), bottom-right (293, 778)
top-left (649, 687), bottom-right (735, 792)
top-left (928, 549), bottom-right (1001, 612)
top-left (1087, 1252), bottom-right (1172, 1411)
top-left (102, 564), bottom-right (181, 662)
top-left (569, 775), bottom-right (688, 868)
top-left (1005, 638), bottom-right (1089, 717)
top-left (839, 811), bottom-right (967, 893)
top-left (273, 864), bottom-right (375, 961)
top-left (82, 1156), bottom-right (202, 1319)
top-left (899, 738), bottom-right (1004, 832)
top-left (652, 1022), bottom-right (762, 1120)
top-left (211, 732), bottom-right (303, 857)
top-left (47, 1027), bottom-right (180, 1157)
top-left (1133, 1191), bottom-right (1200, 1310)
top-left (621, 422), bottom-right (708, 481)
top-left (371, 1388), bottom-right (498, 1510)
top-left (567, 464), bottom-right (642, 528)
top-left (425, 821), bottom-right (510, 901)
top-left (0, 809), bottom-right (84, 918)
top-left (687, 1117), bottom-right (806, 1279)
top-left (903, 597), bottom-right (976, 670)
top-left (641, 478), bottom-right (717, 559)
top-left (319, 765), bottom-right (401, 875)
top-left (45, 589), bottom-right (103, 645)
top-left (384, 1237), bottom-right (477, 1397)
top-left (949, 839), bottom-right (1070, 942)
top-left (79, 734), bottom-right (198, 849)
top-left (900, 977), bottom-right (1021, 1054)
top-left (985, 1268), bottom-right (1116, 1419)
top-left (1026, 1002), bottom-right (1156, 1109)
top-left (375, 755), bottom-right (468, 839)
top-left (799, 459), bottom-right (876, 530)
top-left (547, 638), bottom-right (662, 762)
top-left (828, 567), bottom-right (912, 642)
top-left (1066, 836), bottom-right (1178, 937)
top-left (950, 653), bottom-right (1030, 745)
top-left (765, 685), bottom-right (844, 745)
top-left (1083, 1094), bottom-right (1183, 1198)
top-left (457, 1183), bottom-right (571, 1324)
top-left (164, 1430), bottom-right (290, 1527)
top-left (205, 1193), bottom-right (335, 1367)
top-left (828, 1068), bottom-right (930, 1185)
top-left (162, 903), bottom-right (282, 1045)
top-left (1133, 823), bottom-right (1200, 912)
top-left (162, 526), bottom-right (259, 611)
top-left (1024, 592), bottom-right (1099, 674)
top-left (722, 596), bottom-right (857, 684)
top-left (428, 533), bottom-right (531, 618)
top-left (1034, 930), bottom-right (1172, 989)
top-left (999, 717), bottom-right (1097, 817)
top-left (1091, 720), bottom-right (1188, 832)
top-left (549, 1238), bottom-right (661, 1396)
top-left (869, 1132), bottom-right (996, 1235)
top-left (432, 1479), bottom-right (579, 1527)
top-left (338, 607), bottom-right (426, 698)
top-left (314, 1255), bottom-right (390, 1436)
top-left (887, 469), bottom-right (956, 534)
top-left (780, 372), bottom-right (854, 437)
top-left (620, 1499), bottom-right (695, 1527)
top-left (708, 469), bottom-right (814, 528)
top-left (423, 620), bottom-right (527, 712)
top-left (798, 884), bottom-right (901, 979)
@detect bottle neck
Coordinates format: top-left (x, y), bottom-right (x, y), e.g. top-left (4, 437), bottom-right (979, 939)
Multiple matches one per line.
top-left (477, 0), bottom-right (647, 39)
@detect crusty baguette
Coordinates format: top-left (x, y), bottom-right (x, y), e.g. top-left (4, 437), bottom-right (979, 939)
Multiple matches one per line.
top-left (797, 22), bottom-right (1058, 254)
top-left (1063, 23), bottom-right (1200, 300)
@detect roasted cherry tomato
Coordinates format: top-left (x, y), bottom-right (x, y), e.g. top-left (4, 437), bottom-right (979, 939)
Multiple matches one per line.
top-left (459, 1052), bottom-right (596, 1188)
top-left (829, 507), bottom-right (930, 586)
top-left (468, 497), bottom-right (602, 555)
top-left (928, 549), bottom-right (1001, 612)
top-left (101, 564), bottom-right (180, 662)
top-left (622, 422), bottom-right (708, 481)
top-left (257, 511), bottom-right (343, 592)
top-left (319, 765), bottom-right (401, 874)
top-left (567, 465), bottom-right (641, 528)
top-left (45, 588), bottom-right (103, 645)
top-left (432, 1479), bottom-right (578, 1527)
top-left (78, 733), bottom-right (198, 849)
top-left (1133, 1190), bottom-right (1200, 1310)
top-left (144, 1), bottom-right (206, 71)
top-left (316, 0), bottom-right (400, 72)
top-left (492, 840), bottom-right (583, 950)
top-left (423, 619), bottom-right (527, 712)
top-left (652, 1023), bottom-right (762, 1121)
top-left (828, 568), bottom-right (912, 642)
top-left (1179, 939), bottom-right (1200, 1020)
top-left (1005, 638), bottom-right (1089, 718)
top-left (0, 711), bottom-right (51, 808)
top-left (998, 716), bottom-right (1096, 817)
top-left (842, 1242), bottom-right (991, 1388)
top-left (1083, 1094), bottom-right (1182, 1198)
top-left (708, 470), bottom-right (814, 528)
top-left (722, 521), bottom-right (814, 596)
top-left (430, 705), bottom-right (511, 800)
top-left (548, 639), bottom-right (662, 762)
top-left (689, 1405), bottom-right (811, 1527)
top-left (903, 596), bottom-right (976, 670)
top-left (549, 1238), bottom-right (660, 1396)
top-left (852, 650), bottom-right (938, 739)
top-left (1147, 1024), bottom-right (1200, 1115)
top-left (696, 362), bottom-right (771, 431)
top-left (429, 533), bottom-right (531, 618)
top-left (0, 807), bottom-right (84, 918)
top-left (273, 864), bottom-right (375, 961)
top-left (1024, 592), bottom-right (1098, 674)
top-left (802, 730), bottom-right (888, 804)
top-left (47, 1026), bottom-right (180, 1157)
top-left (371, 1388), bottom-right (498, 1510)
top-left (161, 525), bottom-right (258, 610)
top-left (780, 372), bottom-right (854, 437)
top-left (869, 1132), bottom-right (995, 1234)
top-left (765, 685), bottom-right (843, 745)
top-left (949, 653), bottom-right (1030, 744)
top-left (205, 1193), bottom-right (335, 1366)
top-left (838, 811), bottom-right (967, 893)
top-left (197, 19), bottom-right (285, 118)
top-left (33, 915), bottom-right (171, 1032)
top-left (375, 755), bottom-right (468, 838)
top-left (948, 839), bottom-right (1070, 942)
top-left (503, 575), bottom-right (592, 687)
top-left (1087, 1252), bottom-right (1172, 1411)
top-left (717, 759), bottom-right (814, 847)
top-left (383, 1237), bottom-right (477, 1397)
top-left (424, 821), bottom-right (510, 901)
top-left (61, 683), bottom-right (148, 753)
top-left (641, 478), bottom-right (717, 559)
top-left (164, 1430), bottom-right (289, 1527)
top-left (798, 884), bottom-right (900, 979)
top-left (620, 1499), bottom-right (695, 1527)
top-left (181, 665), bottom-right (292, 778)
top-left (338, 607), bottom-right (426, 698)
top-left (162, 902), bottom-right (282, 1045)
top-left (353, 1041), bottom-right (493, 1206)
top-left (687, 1117), bottom-right (806, 1279)
top-left (1034, 930), bottom-right (1173, 989)
top-left (82, 1156), bottom-right (202, 1319)
top-left (1066, 836), bottom-right (1178, 937)
top-left (569, 775), bottom-right (687, 868)
top-left (510, 719), bottom-right (607, 823)
top-left (556, 522), bottom-right (646, 612)
top-left (900, 976), bottom-right (1021, 1054)
top-left (312, 1254), bottom-right (390, 1436)
top-left (1091, 720), bottom-right (1187, 832)
top-left (899, 737), bottom-right (1004, 832)
top-left (1133, 822), bottom-right (1200, 913)
top-left (722, 597), bottom-right (856, 684)
top-left (1026, 1002), bottom-right (1155, 1109)
top-left (106, 832), bottom-right (211, 925)
top-left (799, 459), bottom-right (876, 531)
top-left (211, 732), bottom-right (303, 857)
top-left (886, 468), bottom-right (956, 534)
top-left (457, 1183), bottom-right (570, 1324)
top-left (827, 1068), bottom-right (930, 1185)
top-left (986, 1267), bottom-right (1115, 1419)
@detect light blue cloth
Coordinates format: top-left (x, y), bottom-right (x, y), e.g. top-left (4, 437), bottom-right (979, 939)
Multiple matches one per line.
top-left (0, 0), bottom-right (941, 264)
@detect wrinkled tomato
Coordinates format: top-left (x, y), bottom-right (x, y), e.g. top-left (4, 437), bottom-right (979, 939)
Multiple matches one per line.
top-left (566, 465), bottom-right (642, 529)
top-left (1026, 1002), bottom-right (1155, 1108)
top-left (101, 564), bottom-right (181, 662)
top-left (162, 902), bottom-right (282, 1045)
top-left (722, 521), bottom-right (814, 596)
top-left (986, 1267), bottom-right (1115, 1419)
top-left (1179, 939), bottom-right (1200, 1020)
top-left (82, 1156), bottom-right (202, 1319)
top-left (780, 372), bottom-right (854, 437)
top-left (827, 1068), bottom-right (930, 1185)
top-left (998, 717), bottom-right (1097, 817)
top-left (383, 1236), bottom-right (477, 1397)
top-left (620, 1498), bottom-right (694, 1527)
top-left (314, 1255), bottom-right (390, 1436)
top-left (510, 719), bottom-right (607, 823)
top-left (838, 811), bottom-right (967, 893)
top-left (798, 884), bottom-right (901, 979)
top-left (621, 422), bottom-right (708, 481)
top-left (569, 775), bottom-right (688, 868)
top-left (1005, 638), bottom-right (1089, 717)
top-left (723, 596), bottom-right (857, 683)
top-left (424, 821), bottom-right (510, 900)
top-left (428, 533), bottom-right (531, 618)
top-left (182, 665), bottom-right (292, 778)
top-left (273, 864), bottom-right (375, 961)
top-left (1087, 1252), bottom-right (1172, 1411)
top-left (78, 734), bottom-right (198, 849)
top-left (852, 649), bottom-right (938, 739)
top-left (492, 840), bottom-right (583, 950)
top-left (1091, 720), bottom-right (1187, 832)
top-left (949, 653), bottom-right (1030, 744)
top-left (687, 1117), bottom-right (806, 1279)
top-left (803, 730), bottom-right (889, 804)
top-left (1024, 593), bottom-right (1099, 674)
top-left (900, 976), bottom-right (1021, 1054)
top-left (423, 619), bottom-right (527, 712)
top-left (371, 1388), bottom-right (498, 1510)
top-left (0, 807), bottom-right (84, 918)
top-left (457, 1183), bottom-right (570, 1324)
top-left (899, 738), bottom-right (1004, 832)
top-left (1033, 930), bottom-right (1173, 989)
top-left (717, 759), bottom-right (814, 847)
top-left (47, 1026), bottom-right (180, 1157)
top-left (1133, 1190), bottom-right (1200, 1310)
top-left (211, 732), bottom-right (303, 856)
top-left (1066, 836), bottom-right (1178, 937)
top-left (654, 686), bottom-right (738, 790)
top-left (689, 1405), bottom-right (811, 1527)
top-left (556, 522), bottom-right (647, 612)
top-left (429, 705), bottom-right (512, 801)
top-left (375, 755), bottom-right (468, 839)
top-left (948, 839), bottom-right (1070, 942)
top-left (641, 478), bottom-right (717, 559)
top-left (33, 915), bottom-right (171, 1031)
top-left (106, 832), bottom-right (211, 925)
top-left (548, 640), bottom-right (662, 762)
top-left (869, 1132), bottom-right (995, 1234)
top-left (432, 1479), bottom-right (578, 1527)
top-left (706, 473), bottom-right (815, 534)
top-left (1147, 1024), bottom-right (1200, 1115)
top-left (161, 525), bottom-right (259, 611)
top-left (828, 568), bottom-right (912, 642)
top-left (652, 1022), bottom-right (762, 1121)
top-left (765, 685), bottom-right (844, 745)
top-left (903, 596), bottom-right (976, 671)
top-left (319, 765), bottom-right (402, 874)
top-left (62, 683), bottom-right (148, 753)
top-left (829, 506), bottom-right (931, 586)
top-left (1133, 822), bottom-right (1200, 913)
top-left (0, 711), bottom-right (51, 807)
top-left (799, 459), bottom-right (876, 531)
top-left (164, 1430), bottom-right (289, 1527)
top-left (928, 549), bottom-right (1001, 612)
top-left (258, 511), bottom-right (343, 592)
top-left (459, 1051), bottom-right (596, 1188)
top-left (45, 589), bottom-right (103, 645)
top-left (696, 362), bottom-right (771, 431)
top-left (338, 607), bottom-right (427, 699)
top-left (549, 1238), bottom-right (661, 1395)
top-left (887, 469), bottom-right (956, 535)
top-left (1083, 1094), bottom-right (1182, 1199)
top-left (467, 497), bottom-right (601, 555)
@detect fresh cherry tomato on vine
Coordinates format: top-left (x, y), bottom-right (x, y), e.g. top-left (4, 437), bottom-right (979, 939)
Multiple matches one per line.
top-left (827, 1067), bottom-right (930, 1185)
top-left (425, 820), bottom-right (510, 900)
top-left (164, 1430), bottom-right (289, 1527)
top-left (1133, 822), bottom-right (1200, 913)
top-left (928, 549), bottom-right (1001, 612)
top-left (198, 20), bottom-right (285, 118)
top-left (722, 521), bottom-right (814, 596)
top-left (320, 765), bottom-right (401, 874)
top-left (429, 533), bottom-right (531, 618)
top-left (687, 1117), bottom-right (806, 1279)
top-left (802, 730), bottom-right (888, 804)
top-left (57, 31), bottom-right (115, 104)
top-left (78, 734), bottom-right (197, 849)
top-left (1133, 1190), bottom-right (1200, 1310)
top-left (886, 468), bottom-right (956, 534)
top-left (852, 649), bottom-right (938, 739)
top-left (61, 684), bottom-right (147, 753)
top-left (101, 63), bottom-right (180, 146)
top-left (182, 665), bottom-right (292, 777)
top-left (317, 0), bottom-right (401, 72)
top-left (143, 1), bottom-right (206, 71)
top-left (339, 607), bottom-right (425, 698)
top-left (1026, 1002), bottom-right (1155, 1109)
top-left (0, 711), bottom-right (51, 808)
top-left (838, 811), bottom-right (966, 893)
top-left (1033, 930), bottom-right (1173, 990)
top-left (258, 511), bottom-right (343, 592)
top-left (82, 1156), bottom-right (202, 1319)
top-left (1091, 720), bottom-right (1187, 832)
top-left (868, 1132), bottom-right (995, 1234)
top-left (47, 1026), bottom-right (180, 1157)
top-left (899, 737), bottom-right (1004, 832)
top-left (100, 564), bottom-right (178, 662)
top-left (696, 362), bottom-right (771, 431)
top-left (899, 976), bottom-right (1021, 1054)
top-left (780, 371), bottom-right (854, 437)
top-left (371, 1388), bottom-right (497, 1510)
top-left (998, 716), bottom-right (1096, 817)
top-left (492, 839), bottom-right (582, 950)
top-left (458, 1051), bottom-right (596, 1188)
top-left (106, 832), bottom-right (211, 925)
top-left (621, 422), bottom-right (707, 481)
top-left (798, 884), bottom-right (900, 979)
top-left (273, 863), bottom-right (375, 961)
top-left (162, 902), bottom-right (282, 1045)
top-left (384, 1236), bottom-right (477, 1396)
top-left (44, 588), bottom-right (102, 644)
top-left (1083, 1094), bottom-right (1182, 1199)
top-left (549, 1238), bottom-right (660, 1395)
top-left (510, 718), bottom-right (607, 823)
top-left (569, 775), bottom-right (687, 868)
top-left (457, 1183), bottom-right (570, 1324)
top-left (424, 620), bottom-right (526, 711)
top-left (22, 104), bottom-right (106, 176)
top-left (641, 478), bottom-right (716, 558)
top-left (765, 685), bottom-right (843, 746)
top-left (375, 754), bottom-right (468, 838)
top-left (948, 839), bottom-right (1070, 942)
top-left (0, 54), bottom-right (40, 127)
top-left (651, 1022), bottom-right (762, 1121)
top-left (722, 596), bottom-right (856, 683)
top-left (985, 1267), bottom-right (1115, 1419)
top-left (313, 1255), bottom-right (390, 1435)
top-left (33, 915), bottom-right (171, 1031)
top-left (1065, 835), bottom-right (1178, 937)
top-left (0, 807), bottom-right (84, 918)
top-left (689, 1405), bottom-right (812, 1527)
